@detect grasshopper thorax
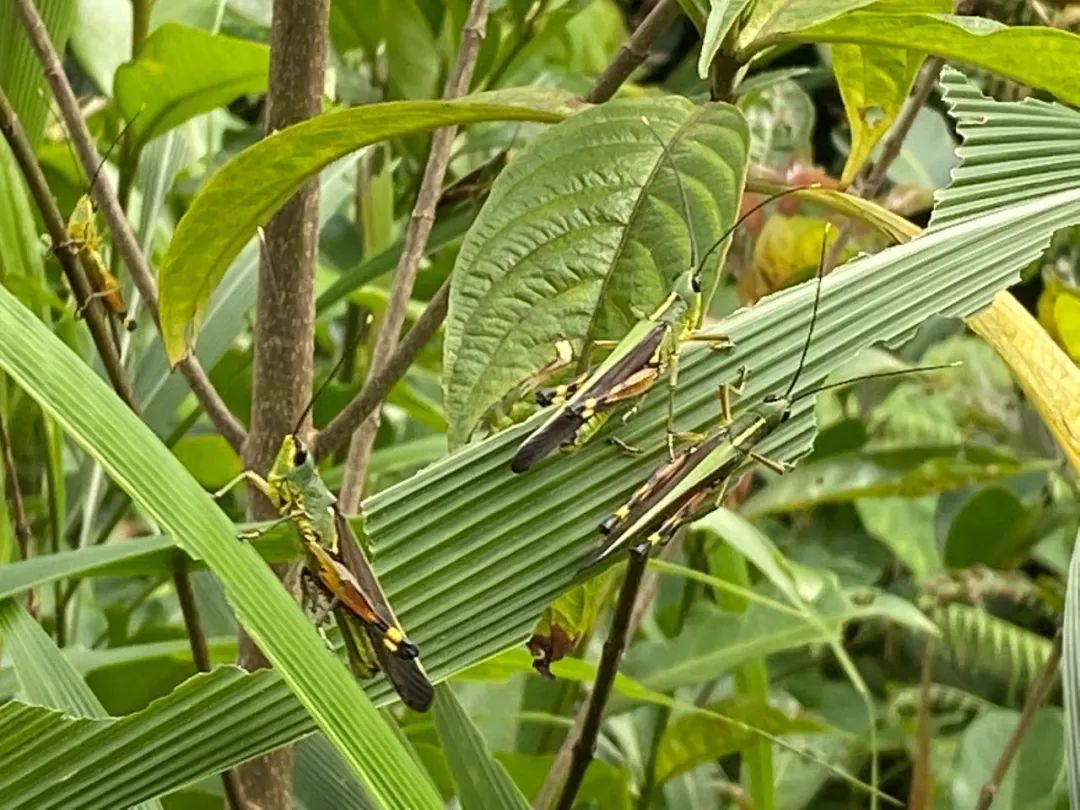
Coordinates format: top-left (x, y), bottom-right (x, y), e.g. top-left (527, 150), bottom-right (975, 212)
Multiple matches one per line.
top-left (758, 392), bottom-right (793, 428)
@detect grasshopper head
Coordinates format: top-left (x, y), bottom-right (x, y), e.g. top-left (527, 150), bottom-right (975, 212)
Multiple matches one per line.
top-left (672, 270), bottom-right (701, 301)
top-left (759, 393), bottom-right (793, 427)
top-left (269, 434), bottom-right (318, 487)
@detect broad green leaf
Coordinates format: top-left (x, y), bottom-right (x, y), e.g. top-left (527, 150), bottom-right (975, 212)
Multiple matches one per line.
top-left (761, 13), bottom-right (1080, 108)
top-left (0, 146), bottom-right (47, 318)
top-left (160, 90), bottom-right (573, 366)
top-left (0, 287), bottom-right (441, 810)
top-left (931, 66), bottom-right (1080, 229)
top-left (952, 709), bottom-right (1065, 810)
top-left (829, 1), bottom-right (951, 184)
top-left (856, 496), bottom-right (941, 579)
top-left (654, 697), bottom-right (824, 783)
top-left (737, 0), bottom-right (877, 51)
top-left (944, 487), bottom-right (1035, 568)
top-left (294, 735), bottom-right (376, 810)
top-left (833, 45), bottom-right (924, 186)
top-left (137, 158), bottom-right (358, 432)
top-left (742, 444), bottom-right (1045, 516)
top-left (432, 684), bottom-right (531, 810)
top-left (697, 0), bottom-right (753, 78)
top-left (114, 23), bottom-right (270, 151)
top-left (443, 97), bottom-right (749, 443)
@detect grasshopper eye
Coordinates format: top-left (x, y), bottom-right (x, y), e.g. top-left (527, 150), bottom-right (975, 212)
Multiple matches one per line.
top-left (762, 393), bottom-right (780, 404)
top-left (690, 275), bottom-right (701, 293)
top-left (292, 442), bottom-right (309, 466)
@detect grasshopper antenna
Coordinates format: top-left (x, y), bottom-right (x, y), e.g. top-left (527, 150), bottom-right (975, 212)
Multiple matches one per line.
top-left (793, 362), bottom-right (962, 402)
top-left (640, 115), bottom-right (699, 270)
top-left (694, 183), bottom-right (819, 282)
top-left (783, 223), bottom-right (832, 399)
top-left (86, 111), bottom-right (141, 196)
top-left (272, 226), bottom-right (369, 437)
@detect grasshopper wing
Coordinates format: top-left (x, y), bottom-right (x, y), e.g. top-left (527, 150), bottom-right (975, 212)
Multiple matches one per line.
top-left (511, 322), bottom-right (668, 473)
top-left (366, 624), bottom-right (434, 712)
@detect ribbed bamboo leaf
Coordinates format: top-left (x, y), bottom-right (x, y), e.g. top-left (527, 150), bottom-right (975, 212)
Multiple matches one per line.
top-left (159, 90), bottom-right (574, 366)
top-left (1065, 527), bottom-right (1080, 807)
top-left (931, 66), bottom-right (1080, 229)
top-left (443, 97), bottom-right (750, 443)
top-left (432, 684), bottom-right (530, 810)
top-left (0, 600), bottom-right (162, 810)
top-left (367, 188), bottom-right (1080, 694)
top-left (0, 287), bottom-right (441, 809)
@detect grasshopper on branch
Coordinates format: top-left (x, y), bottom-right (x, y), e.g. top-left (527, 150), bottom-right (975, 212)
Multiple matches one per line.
top-left (216, 370), bottom-right (434, 711)
top-left (41, 112), bottom-right (138, 332)
top-left (510, 116), bottom-right (814, 474)
top-left (591, 228), bottom-right (960, 565)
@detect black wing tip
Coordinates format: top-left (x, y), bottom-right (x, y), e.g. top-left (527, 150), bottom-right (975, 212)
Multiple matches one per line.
top-left (388, 658), bottom-right (435, 712)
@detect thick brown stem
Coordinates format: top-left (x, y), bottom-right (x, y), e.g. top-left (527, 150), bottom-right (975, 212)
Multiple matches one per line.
top-left (236, 1), bottom-right (330, 807)
top-left (337, 0), bottom-right (491, 509)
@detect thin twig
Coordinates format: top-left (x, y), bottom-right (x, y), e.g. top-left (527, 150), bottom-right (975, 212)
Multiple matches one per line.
top-left (14, 0), bottom-right (247, 453)
top-left (975, 631), bottom-right (1063, 810)
top-left (534, 542), bottom-right (676, 810)
top-left (554, 550), bottom-right (649, 810)
top-left (313, 279), bottom-right (449, 459)
top-left (0, 402), bottom-right (36, 616)
top-left (582, 0), bottom-right (683, 104)
top-left (0, 86), bottom-right (136, 409)
top-left (336, 0), bottom-right (491, 510)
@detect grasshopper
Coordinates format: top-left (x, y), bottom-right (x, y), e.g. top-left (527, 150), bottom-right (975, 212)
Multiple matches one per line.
top-left (217, 429), bottom-right (433, 711)
top-left (510, 117), bottom-right (812, 474)
top-left (42, 113), bottom-right (138, 332)
top-left (592, 230), bottom-right (959, 564)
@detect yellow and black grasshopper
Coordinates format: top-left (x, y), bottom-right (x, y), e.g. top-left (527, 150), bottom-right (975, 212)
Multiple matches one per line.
top-left (42, 113), bottom-right (138, 332)
top-left (510, 117), bottom-right (811, 474)
top-left (592, 232), bottom-right (958, 564)
top-left (217, 405), bottom-right (433, 711)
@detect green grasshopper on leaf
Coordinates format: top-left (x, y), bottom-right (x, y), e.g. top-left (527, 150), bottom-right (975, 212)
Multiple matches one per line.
top-left (592, 230), bottom-right (959, 565)
top-left (217, 423), bottom-right (433, 711)
top-left (510, 117), bottom-right (812, 473)
top-left (41, 114), bottom-right (138, 332)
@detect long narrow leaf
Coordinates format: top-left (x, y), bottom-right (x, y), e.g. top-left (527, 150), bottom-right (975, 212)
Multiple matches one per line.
top-left (0, 287), bottom-right (441, 809)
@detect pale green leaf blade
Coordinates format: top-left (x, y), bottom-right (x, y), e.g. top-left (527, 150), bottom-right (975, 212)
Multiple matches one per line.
top-left (443, 97), bottom-right (749, 443)
top-left (159, 91), bottom-right (572, 365)
top-left (833, 45), bottom-right (924, 186)
top-left (697, 0), bottom-right (753, 78)
top-left (114, 23), bottom-right (270, 150)
top-left (737, 0), bottom-right (877, 51)
top-left (769, 13), bottom-right (1080, 107)
top-left (432, 684), bottom-right (531, 810)
top-left (1065, 525), bottom-right (1080, 807)
top-left (654, 697), bottom-right (824, 784)
top-left (0, 287), bottom-right (441, 810)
